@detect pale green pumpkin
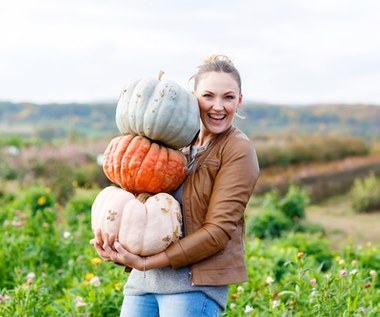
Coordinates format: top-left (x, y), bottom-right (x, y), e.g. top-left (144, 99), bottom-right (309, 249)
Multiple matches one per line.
top-left (115, 71), bottom-right (200, 150)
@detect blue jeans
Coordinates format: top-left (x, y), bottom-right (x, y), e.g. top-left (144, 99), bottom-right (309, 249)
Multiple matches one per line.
top-left (119, 292), bottom-right (222, 317)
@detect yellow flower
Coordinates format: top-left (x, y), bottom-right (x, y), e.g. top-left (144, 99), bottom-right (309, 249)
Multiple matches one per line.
top-left (37, 196), bottom-right (47, 206)
top-left (114, 283), bottom-right (122, 291)
top-left (85, 273), bottom-right (94, 281)
top-left (369, 270), bottom-right (377, 278)
top-left (297, 252), bottom-right (305, 259)
top-left (91, 258), bottom-right (102, 266)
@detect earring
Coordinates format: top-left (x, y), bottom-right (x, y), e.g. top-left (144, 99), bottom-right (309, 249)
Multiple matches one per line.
top-left (235, 108), bottom-right (245, 119)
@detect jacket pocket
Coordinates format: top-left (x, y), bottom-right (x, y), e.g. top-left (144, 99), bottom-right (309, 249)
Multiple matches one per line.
top-left (197, 159), bottom-right (220, 203)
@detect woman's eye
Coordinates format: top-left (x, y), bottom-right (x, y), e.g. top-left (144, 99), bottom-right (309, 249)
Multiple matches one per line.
top-left (225, 95), bottom-right (235, 100)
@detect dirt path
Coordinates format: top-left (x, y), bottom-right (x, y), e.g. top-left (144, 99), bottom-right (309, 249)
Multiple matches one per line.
top-left (306, 196), bottom-right (380, 248)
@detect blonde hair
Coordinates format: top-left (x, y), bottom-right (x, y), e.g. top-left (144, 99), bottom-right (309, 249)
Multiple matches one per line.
top-left (191, 54), bottom-right (242, 94)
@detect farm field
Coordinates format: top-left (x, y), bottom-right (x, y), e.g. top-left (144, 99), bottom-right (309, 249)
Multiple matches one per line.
top-left (1, 127), bottom-right (380, 316)
top-left (307, 195), bottom-right (380, 247)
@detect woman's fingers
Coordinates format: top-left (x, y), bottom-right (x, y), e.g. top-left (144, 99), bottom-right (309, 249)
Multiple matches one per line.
top-left (94, 229), bottom-right (103, 245)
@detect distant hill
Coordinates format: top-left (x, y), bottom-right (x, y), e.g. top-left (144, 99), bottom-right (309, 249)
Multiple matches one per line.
top-left (236, 103), bottom-right (380, 139)
top-left (1, 101), bottom-right (379, 140)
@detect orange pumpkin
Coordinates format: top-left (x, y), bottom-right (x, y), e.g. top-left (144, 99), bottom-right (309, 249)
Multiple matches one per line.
top-left (103, 135), bottom-right (187, 194)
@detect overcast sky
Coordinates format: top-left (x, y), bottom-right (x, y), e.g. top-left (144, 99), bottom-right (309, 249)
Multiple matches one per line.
top-left (1, 0), bottom-right (379, 105)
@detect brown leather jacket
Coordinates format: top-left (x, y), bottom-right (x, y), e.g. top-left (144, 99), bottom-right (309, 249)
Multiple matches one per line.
top-left (165, 126), bottom-right (260, 286)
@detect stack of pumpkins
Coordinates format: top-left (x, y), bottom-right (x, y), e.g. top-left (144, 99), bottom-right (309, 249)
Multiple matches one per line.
top-left (91, 72), bottom-right (200, 256)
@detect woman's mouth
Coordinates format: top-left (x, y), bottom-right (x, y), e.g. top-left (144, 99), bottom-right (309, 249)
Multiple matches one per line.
top-left (208, 113), bottom-right (226, 120)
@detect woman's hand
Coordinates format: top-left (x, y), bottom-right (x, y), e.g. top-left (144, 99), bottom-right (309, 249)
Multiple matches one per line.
top-left (89, 229), bottom-right (144, 270)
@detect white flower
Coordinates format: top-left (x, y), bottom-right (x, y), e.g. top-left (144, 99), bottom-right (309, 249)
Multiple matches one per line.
top-left (63, 231), bottom-right (71, 238)
top-left (272, 300), bottom-right (280, 308)
top-left (350, 269), bottom-right (358, 276)
top-left (27, 272), bottom-right (36, 280)
top-left (244, 305), bottom-right (254, 313)
top-left (89, 276), bottom-right (101, 287)
top-left (266, 276), bottom-right (275, 284)
top-left (96, 154), bottom-right (104, 166)
top-left (75, 296), bottom-right (87, 307)
top-left (237, 286), bottom-right (245, 293)
top-left (229, 303), bottom-right (236, 309)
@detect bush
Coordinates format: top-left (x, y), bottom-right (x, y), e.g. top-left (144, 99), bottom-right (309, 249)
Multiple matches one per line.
top-left (351, 175), bottom-right (380, 212)
top-left (247, 185), bottom-right (310, 239)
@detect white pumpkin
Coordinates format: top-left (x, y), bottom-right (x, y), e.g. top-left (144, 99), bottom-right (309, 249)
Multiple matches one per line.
top-left (115, 71), bottom-right (200, 150)
top-left (91, 186), bottom-right (182, 256)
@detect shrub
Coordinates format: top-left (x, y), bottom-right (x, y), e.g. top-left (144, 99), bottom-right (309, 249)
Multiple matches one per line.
top-left (247, 185), bottom-right (310, 239)
top-left (351, 175), bottom-right (380, 212)
top-left (21, 186), bottom-right (56, 215)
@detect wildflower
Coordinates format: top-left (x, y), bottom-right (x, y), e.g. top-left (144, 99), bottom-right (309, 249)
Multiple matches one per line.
top-left (85, 273), bottom-right (94, 281)
top-left (272, 300), bottom-right (280, 308)
top-left (230, 293), bottom-right (239, 299)
top-left (340, 269), bottom-right (347, 277)
top-left (237, 285), bottom-right (245, 293)
top-left (37, 196), bottom-right (47, 206)
top-left (91, 257), bottom-right (102, 266)
top-left (0, 294), bottom-right (11, 304)
top-left (351, 259), bottom-right (358, 267)
top-left (89, 276), bottom-right (101, 287)
top-left (114, 283), bottom-right (122, 291)
top-left (338, 259), bottom-right (345, 265)
top-left (364, 282), bottom-right (371, 289)
top-left (369, 270), bottom-right (377, 278)
top-left (244, 305), bottom-right (254, 313)
top-left (349, 269), bottom-right (358, 276)
top-left (12, 220), bottom-right (26, 227)
top-left (229, 303), bottom-right (236, 309)
top-left (297, 252), bottom-right (305, 259)
top-left (43, 222), bottom-right (49, 228)
top-left (75, 296), bottom-right (87, 307)
top-left (27, 272), bottom-right (36, 280)
top-left (63, 231), bottom-right (71, 238)
top-left (96, 154), bottom-right (104, 166)
top-left (357, 307), bottom-right (366, 313)
top-left (266, 276), bottom-right (275, 284)
top-left (310, 278), bottom-right (317, 286)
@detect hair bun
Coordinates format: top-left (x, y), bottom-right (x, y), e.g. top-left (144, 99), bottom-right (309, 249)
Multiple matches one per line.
top-left (203, 54), bottom-right (234, 65)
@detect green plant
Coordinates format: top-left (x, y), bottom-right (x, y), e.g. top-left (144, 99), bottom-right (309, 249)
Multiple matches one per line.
top-left (351, 175), bottom-right (380, 212)
top-left (247, 186), bottom-right (309, 239)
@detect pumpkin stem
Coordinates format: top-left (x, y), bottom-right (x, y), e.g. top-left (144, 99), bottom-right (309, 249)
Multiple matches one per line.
top-left (158, 70), bottom-right (165, 81)
top-left (137, 193), bottom-right (152, 203)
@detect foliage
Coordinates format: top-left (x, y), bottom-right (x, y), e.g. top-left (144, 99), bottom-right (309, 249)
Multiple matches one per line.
top-left (255, 134), bottom-right (370, 168)
top-left (0, 185), bottom-right (379, 316)
top-left (0, 186), bottom-right (124, 316)
top-left (224, 238), bottom-right (380, 316)
top-left (247, 185), bottom-right (311, 239)
top-left (0, 140), bottom-right (109, 204)
top-left (350, 175), bottom-right (380, 213)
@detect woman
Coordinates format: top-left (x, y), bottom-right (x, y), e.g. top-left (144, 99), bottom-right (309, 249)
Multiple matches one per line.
top-left (91, 54), bottom-right (260, 316)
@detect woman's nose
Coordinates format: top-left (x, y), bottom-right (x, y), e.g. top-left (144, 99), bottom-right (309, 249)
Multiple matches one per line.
top-left (213, 99), bottom-right (224, 110)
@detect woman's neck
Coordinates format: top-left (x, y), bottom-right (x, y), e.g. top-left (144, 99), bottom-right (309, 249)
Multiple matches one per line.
top-left (194, 132), bottom-right (215, 148)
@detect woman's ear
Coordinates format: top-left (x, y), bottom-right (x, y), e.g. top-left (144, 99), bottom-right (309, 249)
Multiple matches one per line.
top-left (237, 94), bottom-right (243, 108)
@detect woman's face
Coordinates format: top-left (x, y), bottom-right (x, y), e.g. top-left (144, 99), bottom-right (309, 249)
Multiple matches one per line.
top-left (194, 71), bottom-right (242, 138)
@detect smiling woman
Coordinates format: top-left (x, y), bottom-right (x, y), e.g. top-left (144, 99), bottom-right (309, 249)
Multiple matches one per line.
top-left (91, 54), bottom-right (260, 317)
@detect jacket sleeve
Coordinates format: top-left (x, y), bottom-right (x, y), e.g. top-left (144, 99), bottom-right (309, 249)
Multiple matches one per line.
top-left (165, 135), bottom-right (260, 268)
